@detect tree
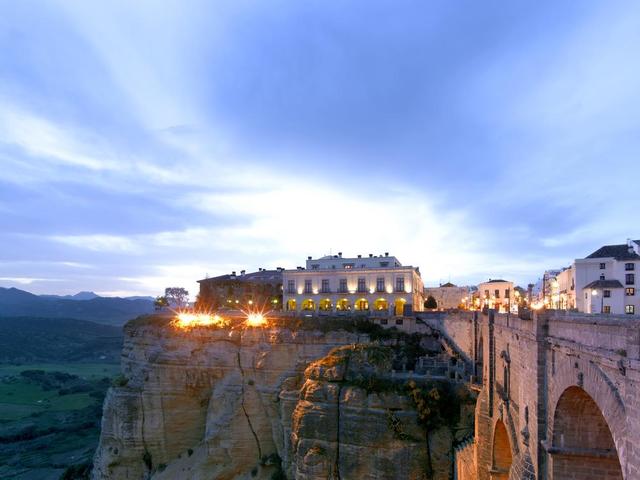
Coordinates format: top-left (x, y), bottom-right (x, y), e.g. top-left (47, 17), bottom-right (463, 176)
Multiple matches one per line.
top-left (154, 296), bottom-right (169, 310)
top-left (424, 295), bottom-right (438, 310)
top-left (164, 287), bottom-right (189, 308)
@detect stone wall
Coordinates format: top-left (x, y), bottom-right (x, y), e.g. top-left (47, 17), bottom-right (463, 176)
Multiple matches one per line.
top-left (430, 310), bottom-right (640, 480)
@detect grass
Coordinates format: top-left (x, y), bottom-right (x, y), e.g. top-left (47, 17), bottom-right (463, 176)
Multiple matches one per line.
top-left (0, 361), bottom-right (118, 478)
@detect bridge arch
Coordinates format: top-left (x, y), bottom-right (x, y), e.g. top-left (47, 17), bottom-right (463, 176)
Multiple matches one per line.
top-left (548, 355), bottom-right (626, 477)
top-left (491, 419), bottom-right (513, 479)
top-left (549, 386), bottom-right (622, 479)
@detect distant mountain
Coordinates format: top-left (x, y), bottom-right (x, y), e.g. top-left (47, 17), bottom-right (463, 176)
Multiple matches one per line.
top-left (0, 287), bottom-right (154, 326)
top-left (40, 290), bottom-right (100, 301)
top-left (0, 316), bottom-right (123, 363)
top-left (124, 295), bottom-right (156, 301)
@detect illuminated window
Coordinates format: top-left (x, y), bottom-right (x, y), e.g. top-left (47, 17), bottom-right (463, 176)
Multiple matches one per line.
top-left (626, 288), bottom-right (635, 296)
top-left (343, 263), bottom-right (354, 269)
top-left (626, 305), bottom-right (635, 314)
top-left (603, 306), bottom-right (611, 314)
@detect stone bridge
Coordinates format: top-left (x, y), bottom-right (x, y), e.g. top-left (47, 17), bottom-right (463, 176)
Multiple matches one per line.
top-left (423, 310), bottom-right (640, 480)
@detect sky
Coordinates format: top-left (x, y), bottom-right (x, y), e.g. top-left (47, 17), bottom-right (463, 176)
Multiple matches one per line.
top-left (1, 0), bottom-right (639, 298)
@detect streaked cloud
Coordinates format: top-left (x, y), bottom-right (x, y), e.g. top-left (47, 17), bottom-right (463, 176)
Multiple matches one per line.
top-left (0, 0), bottom-right (638, 296)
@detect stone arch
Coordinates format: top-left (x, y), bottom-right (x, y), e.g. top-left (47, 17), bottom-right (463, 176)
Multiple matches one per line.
top-left (394, 298), bottom-right (406, 315)
top-left (374, 298), bottom-right (388, 311)
top-left (547, 355), bottom-right (626, 475)
top-left (354, 298), bottom-right (368, 311)
top-left (287, 299), bottom-right (296, 311)
top-left (336, 298), bottom-right (350, 311)
top-left (549, 386), bottom-right (622, 479)
top-left (301, 299), bottom-right (315, 311)
top-left (491, 419), bottom-right (513, 479)
top-left (319, 298), bottom-right (332, 311)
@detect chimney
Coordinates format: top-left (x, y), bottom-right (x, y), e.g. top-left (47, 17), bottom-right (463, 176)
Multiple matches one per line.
top-left (338, 252), bottom-right (342, 257)
top-left (307, 256), bottom-right (312, 260)
top-left (385, 252), bottom-right (389, 256)
top-left (369, 253), bottom-right (373, 257)
top-left (240, 270), bottom-right (246, 276)
top-left (357, 254), bottom-right (362, 258)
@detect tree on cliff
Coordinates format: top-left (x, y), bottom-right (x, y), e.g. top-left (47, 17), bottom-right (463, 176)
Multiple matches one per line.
top-left (164, 287), bottom-right (189, 308)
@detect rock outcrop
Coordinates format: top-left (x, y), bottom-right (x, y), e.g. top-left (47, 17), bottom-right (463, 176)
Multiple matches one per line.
top-left (92, 316), bottom-right (474, 480)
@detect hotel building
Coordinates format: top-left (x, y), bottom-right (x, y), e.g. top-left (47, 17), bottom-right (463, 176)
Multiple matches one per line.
top-left (282, 253), bottom-right (424, 316)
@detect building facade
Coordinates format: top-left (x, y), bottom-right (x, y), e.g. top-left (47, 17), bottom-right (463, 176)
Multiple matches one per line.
top-left (282, 253), bottom-right (424, 316)
top-left (424, 282), bottom-right (471, 310)
top-left (196, 268), bottom-right (283, 310)
top-left (574, 239), bottom-right (640, 315)
top-left (477, 279), bottom-right (516, 313)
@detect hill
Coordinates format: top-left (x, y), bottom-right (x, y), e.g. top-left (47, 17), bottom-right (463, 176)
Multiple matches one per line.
top-left (0, 287), bottom-right (154, 326)
top-left (0, 317), bottom-right (123, 364)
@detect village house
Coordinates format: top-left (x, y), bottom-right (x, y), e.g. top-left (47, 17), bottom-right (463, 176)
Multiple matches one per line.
top-left (424, 282), bottom-right (472, 310)
top-left (196, 268), bottom-right (283, 310)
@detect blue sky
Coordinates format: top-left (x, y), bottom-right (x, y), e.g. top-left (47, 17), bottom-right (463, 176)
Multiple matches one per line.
top-left (1, 0), bottom-right (639, 297)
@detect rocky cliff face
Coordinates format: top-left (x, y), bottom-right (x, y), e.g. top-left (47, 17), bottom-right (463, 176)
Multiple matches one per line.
top-left (93, 317), bottom-right (473, 480)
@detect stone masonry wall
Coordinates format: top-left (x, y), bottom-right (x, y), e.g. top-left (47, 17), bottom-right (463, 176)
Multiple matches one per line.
top-left (433, 310), bottom-right (640, 480)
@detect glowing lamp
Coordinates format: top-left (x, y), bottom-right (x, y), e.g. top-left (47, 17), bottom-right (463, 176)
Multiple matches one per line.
top-left (592, 290), bottom-right (598, 296)
top-left (246, 313), bottom-right (267, 327)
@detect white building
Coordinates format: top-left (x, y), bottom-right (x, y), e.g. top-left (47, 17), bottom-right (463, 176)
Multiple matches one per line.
top-left (574, 239), bottom-right (640, 315)
top-left (282, 252), bottom-right (424, 316)
top-left (477, 279), bottom-right (516, 313)
top-left (424, 282), bottom-right (471, 310)
top-left (543, 239), bottom-right (639, 315)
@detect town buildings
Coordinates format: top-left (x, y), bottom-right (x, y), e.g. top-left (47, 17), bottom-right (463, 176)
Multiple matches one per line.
top-left (543, 239), bottom-right (639, 315)
top-left (477, 279), bottom-right (516, 313)
top-left (424, 282), bottom-right (471, 310)
top-left (196, 268), bottom-right (283, 310)
top-left (282, 253), bottom-right (424, 315)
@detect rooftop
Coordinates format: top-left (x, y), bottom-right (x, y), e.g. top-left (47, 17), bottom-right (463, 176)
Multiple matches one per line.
top-left (585, 240), bottom-right (640, 261)
top-left (198, 269), bottom-right (283, 284)
top-left (584, 280), bottom-right (625, 290)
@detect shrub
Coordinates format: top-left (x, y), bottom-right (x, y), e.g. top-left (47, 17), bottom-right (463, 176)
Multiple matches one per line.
top-left (112, 374), bottom-right (128, 387)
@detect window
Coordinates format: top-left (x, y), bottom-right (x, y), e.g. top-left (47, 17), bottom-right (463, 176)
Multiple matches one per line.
top-left (604, 290), bottom-right (611, 298)
top-left (311, 264), bottom-right (319, 270)
top-left (376, 277), bottom-right (385, 292)
top-left (626, 274), bottom-right (635, 285)
top-left (380, 261), bottom-right (389, 267)
top-left (600, 274), bottom-right (605, 280)
top-left (395, 277), bottom-right (405, 292)
top-left (484, 290), bottom-right (490, 299)
top-left (626, 263), bottom-right (635, 271)
top-left (321, 279), bottom-right (330, 293)
top-left (603, 305), bottom-right (611, 314)
top-left (505, 289), bottom-right (510, 299)
top-left (600, 263), bottom-right (606, 269)
top-left (304, 280), bottom-right (312, 294)
top-left (339, 279), bottom-right (348, 293)
top-left (626, 305), bottom-right (635, 315)
top-left (343, 263), bottom-right (354, 269)
top-left (380, 318), bottom-right (388, 325)
top-left (626, 288), bottom-right (635, 296)
top-left (357, 277), bottom-right (367, 293)
top-left (395, 318), bottom-right (403, 325)
top-left (287, 280), bottom-right (295, 294)
top-left (495, 289), bottom-right (500, 299)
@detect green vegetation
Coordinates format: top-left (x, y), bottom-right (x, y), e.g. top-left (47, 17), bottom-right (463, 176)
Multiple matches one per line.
top-left (0, 363), bottom-right (118, 479)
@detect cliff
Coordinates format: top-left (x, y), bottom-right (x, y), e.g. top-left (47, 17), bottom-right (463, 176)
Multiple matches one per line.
top-left (92, 316), bottom-right (474, 480)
